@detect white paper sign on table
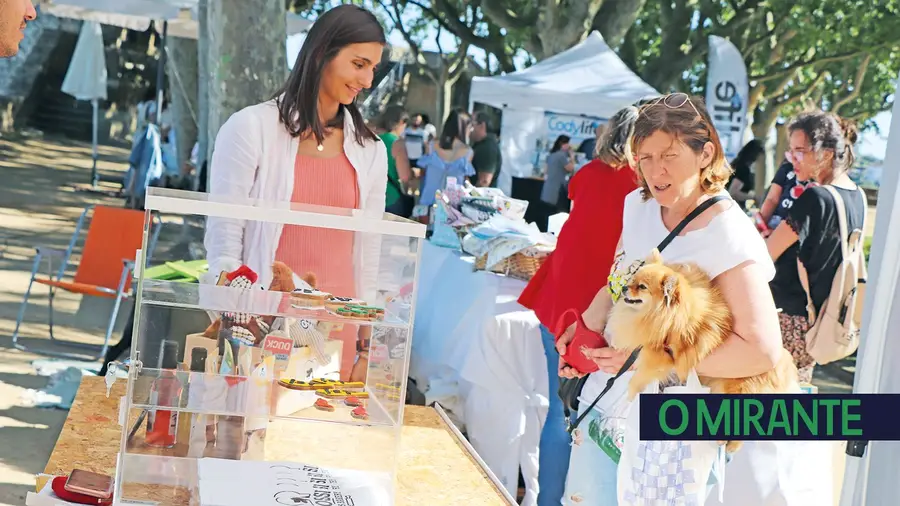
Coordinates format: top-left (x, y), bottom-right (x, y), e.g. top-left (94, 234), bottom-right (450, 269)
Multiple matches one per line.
top-left (197, 458), bottom-right (392, 506)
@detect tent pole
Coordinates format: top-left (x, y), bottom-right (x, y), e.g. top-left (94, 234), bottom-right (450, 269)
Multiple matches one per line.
top-left (155, 21), bottom-right (168, 126)
top-left (91, 99), bottom-right (99, 187)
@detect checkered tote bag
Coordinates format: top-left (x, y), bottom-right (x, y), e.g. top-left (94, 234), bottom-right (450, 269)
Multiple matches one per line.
top-left (617, 370), bottom-right (726, 505)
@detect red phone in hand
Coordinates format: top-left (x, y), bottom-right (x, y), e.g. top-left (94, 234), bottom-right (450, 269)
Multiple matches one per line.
top-left (556, 309), bottom-right (607, 374)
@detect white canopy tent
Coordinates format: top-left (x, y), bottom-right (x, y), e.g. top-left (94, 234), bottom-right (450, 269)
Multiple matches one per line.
top-left (468, 31), bottom-right (659, 190)
top-left (838, 73), bottom-right (900, 506)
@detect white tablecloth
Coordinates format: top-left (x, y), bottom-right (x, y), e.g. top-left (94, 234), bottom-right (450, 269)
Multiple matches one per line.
top-left (411, 241), bottom-right (547, 505)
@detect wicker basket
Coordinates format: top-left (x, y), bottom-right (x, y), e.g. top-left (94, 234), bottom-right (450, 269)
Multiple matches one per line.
top-left (474, 252), bottom-right (547, 282)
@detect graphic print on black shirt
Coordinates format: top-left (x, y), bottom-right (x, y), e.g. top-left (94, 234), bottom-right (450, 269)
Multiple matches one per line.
top-left (768, 161), bottom-right (817, 230)
top-left (769, 185), bottom-right (866, 317)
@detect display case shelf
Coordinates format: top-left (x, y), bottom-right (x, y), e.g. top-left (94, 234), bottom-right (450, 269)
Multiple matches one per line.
top-left (140, 278), bottom-right (411, 329)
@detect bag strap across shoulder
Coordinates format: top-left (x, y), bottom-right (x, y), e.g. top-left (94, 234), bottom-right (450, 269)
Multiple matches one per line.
top-left (656, 195), bottom-right (729, 253)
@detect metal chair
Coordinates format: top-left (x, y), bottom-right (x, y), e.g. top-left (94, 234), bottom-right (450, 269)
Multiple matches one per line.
top-left (11, 205), bottom-right (162, 360)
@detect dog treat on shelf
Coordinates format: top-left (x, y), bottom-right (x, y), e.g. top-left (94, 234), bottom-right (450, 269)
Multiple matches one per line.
top-left (290, 288), bottom-right (332, 307)
top-left (314, 399), bottom-right (335, 412)
top-left (325, 296), bottom-right (367, 310)
top-left (350, 406), bottom-right (369, 420)
top-left (344, 396), bottom-right (364, 407)
top-left (316, 388), bottom-right (369, 399)
top-left (278, 378), bottom-right (365, 391)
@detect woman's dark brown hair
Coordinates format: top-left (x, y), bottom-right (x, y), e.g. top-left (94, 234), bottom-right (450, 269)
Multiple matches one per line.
top-left (438, 109), bottom-right (471, 150)
top-left (630, 94), bottom-right (732, 201)
top-left (788, 110), bottom-right (858, 182)
top-left (550, 135), bottom-right (571, 153)
top-left (273, 5), bottom-right (385, 147)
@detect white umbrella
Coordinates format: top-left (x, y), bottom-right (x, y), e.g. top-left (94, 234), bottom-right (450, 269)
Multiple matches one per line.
top-left (61, 20), bottom-right (107, 186)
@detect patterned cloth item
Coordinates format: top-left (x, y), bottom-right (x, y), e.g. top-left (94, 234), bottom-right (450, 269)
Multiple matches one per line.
top-left (617, 372), bottom-right (724, 506)
top-left (287, 318), bottom-right (330, 366)
top-left (778, 313), bottom-right (814, 383)
top-left (461, 214), bottom-right (556, 269)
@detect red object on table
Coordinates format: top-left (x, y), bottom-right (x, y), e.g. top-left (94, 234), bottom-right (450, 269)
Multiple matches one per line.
top-left (50, 476), bottom-right (113, 505)
top-left (518, 161), bottom-right (637, 335)
top-left (556, 309), bottom-right (607, 374)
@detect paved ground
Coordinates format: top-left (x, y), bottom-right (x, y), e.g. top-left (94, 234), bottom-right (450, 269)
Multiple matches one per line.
top-left (0, 133), bottom-right (133, 505)
top-left (0, 133), bottom-right (861, 505)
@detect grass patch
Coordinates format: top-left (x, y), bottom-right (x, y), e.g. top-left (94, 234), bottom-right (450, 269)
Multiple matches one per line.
top-left (865, 235), bottom-right (872, 263)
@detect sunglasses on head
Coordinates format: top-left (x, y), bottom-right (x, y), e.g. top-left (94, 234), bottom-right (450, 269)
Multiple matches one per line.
top-left (641, 92), bottom-right (704, 119)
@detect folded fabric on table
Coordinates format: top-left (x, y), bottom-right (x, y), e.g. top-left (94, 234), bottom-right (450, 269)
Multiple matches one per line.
top-left (462, 215), bottom-right (556, 269)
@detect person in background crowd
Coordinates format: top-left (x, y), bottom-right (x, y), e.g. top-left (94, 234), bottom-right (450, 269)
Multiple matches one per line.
top-left (557, 94), bottom-right (786, 505)
top-left (205, 4), bottom-right (388, 381)
top-left (412, 109), bottom-right (475, 222)
top-left (766, 111), bottom-right (865, 383)
top-left (404, 113), bottom-right (436, 166)
top-left (373, 105), bottom-right (414, 217)
top-left (756, 158), bottom-right (817, 234)
top-left (404, 113), bottom-right (428, 166)
top-left (469, 111), bottom-right (502, 187)
top-left (0, 0), bottom-right (36, 58)
top-left (576, 123), bottom-right (607, 161)
top-left (539, 135), bottom-right (575, 222)
top-left (727, 138), bottom-right (764, 209)
top-left (517, 104), bottom-right (641, 506)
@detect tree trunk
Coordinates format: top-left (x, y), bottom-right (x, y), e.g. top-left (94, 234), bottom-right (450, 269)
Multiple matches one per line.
top-left (206, 0), bottom-right (286, 166)
top-left (751, 107), bottom-right (779, 197)
top-left (165, 36), bottom-right (199, 178)
top-left (198, 0), bottom-right (210, 184)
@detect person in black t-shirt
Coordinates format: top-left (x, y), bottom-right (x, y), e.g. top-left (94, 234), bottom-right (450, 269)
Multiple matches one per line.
top-left (727, 139), bottom-right (763, 209)
top-left (766, 111), bottom-right (865, 383)
top-left (757, 160), bottom-right (818, 233)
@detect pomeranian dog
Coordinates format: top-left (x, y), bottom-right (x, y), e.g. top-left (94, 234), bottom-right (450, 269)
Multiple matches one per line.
top-left (607, 249), bottom-right (798, 452)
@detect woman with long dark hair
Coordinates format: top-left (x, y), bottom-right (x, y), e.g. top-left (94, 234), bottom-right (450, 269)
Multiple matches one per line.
top-left (412, 109), bottom-right (475, 221)
top-left (204, 4), bottom-right (388, 381)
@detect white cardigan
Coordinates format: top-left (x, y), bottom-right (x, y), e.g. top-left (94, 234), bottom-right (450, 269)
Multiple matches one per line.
top-left (203, 100), bottom-right (387, 302)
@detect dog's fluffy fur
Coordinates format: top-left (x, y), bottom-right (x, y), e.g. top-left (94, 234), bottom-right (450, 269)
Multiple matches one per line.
top-left (607, 249), bottom-right (798, 452)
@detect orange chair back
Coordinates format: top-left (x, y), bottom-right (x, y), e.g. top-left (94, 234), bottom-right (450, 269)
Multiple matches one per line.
top-left (73, 206), bottom-right (147, 291)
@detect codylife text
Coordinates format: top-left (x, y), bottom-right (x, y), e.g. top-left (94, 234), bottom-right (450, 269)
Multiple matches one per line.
top-left (638, 394), bottom-right (900, 441)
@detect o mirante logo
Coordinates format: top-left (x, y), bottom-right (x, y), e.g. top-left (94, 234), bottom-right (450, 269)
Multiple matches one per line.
top-left (639, 394), bottom-right (899, 441)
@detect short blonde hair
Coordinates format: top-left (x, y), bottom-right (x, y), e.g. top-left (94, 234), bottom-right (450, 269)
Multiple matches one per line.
top-left (629, 95), bottom-right (732, 201)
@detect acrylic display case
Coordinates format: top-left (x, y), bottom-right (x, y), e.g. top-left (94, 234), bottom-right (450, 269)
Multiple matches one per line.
top-left (110, 187), bottom-right (425, 506)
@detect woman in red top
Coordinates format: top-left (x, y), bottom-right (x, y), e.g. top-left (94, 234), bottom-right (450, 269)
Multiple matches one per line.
top-left (518, 103), bottom-right (642, 506)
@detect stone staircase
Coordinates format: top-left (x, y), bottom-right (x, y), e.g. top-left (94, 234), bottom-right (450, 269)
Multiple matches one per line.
top-left (0, 13), bottom-right (80, 131)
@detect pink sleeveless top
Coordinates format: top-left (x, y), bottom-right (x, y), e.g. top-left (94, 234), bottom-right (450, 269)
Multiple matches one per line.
top-left (275, 153), bottom-right (360, 380)
top-left (275, 153), bottom-right (360, 298)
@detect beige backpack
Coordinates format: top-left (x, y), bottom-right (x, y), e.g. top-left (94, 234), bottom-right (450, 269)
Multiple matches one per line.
top-left (797, 185), bottom-right (867, 365)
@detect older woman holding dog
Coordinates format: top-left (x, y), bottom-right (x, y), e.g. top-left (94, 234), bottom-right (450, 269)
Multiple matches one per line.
top-left (555, 94), bottom-right (830, 505)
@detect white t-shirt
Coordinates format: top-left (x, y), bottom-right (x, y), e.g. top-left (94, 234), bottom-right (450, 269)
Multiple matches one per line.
top-left (579, 189), bottom-right (775, 407)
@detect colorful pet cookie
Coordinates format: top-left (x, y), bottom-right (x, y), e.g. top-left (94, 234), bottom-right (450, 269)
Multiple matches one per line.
top-left (291, 288), bottom-right (332, 307)
top-left (314, 399), bottom-right (335, 412)
top-left (278, 379), bottom-right (312, 390)
top-left (344, 396), bottom-right (364, 407)
top-left (326, 296), bottom-right (367, 311)
top-left (350, 406), bottom-right (369, 420)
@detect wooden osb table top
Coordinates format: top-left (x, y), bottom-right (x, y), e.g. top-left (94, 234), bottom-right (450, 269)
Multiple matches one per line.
top-left (43, 376), bottom-right (510, 506)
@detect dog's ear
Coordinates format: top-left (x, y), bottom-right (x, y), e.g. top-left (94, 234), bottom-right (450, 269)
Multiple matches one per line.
top-left (662, 273), bottom-right (679, 307)
top-left (648, 248), bottom-right (663, 265)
